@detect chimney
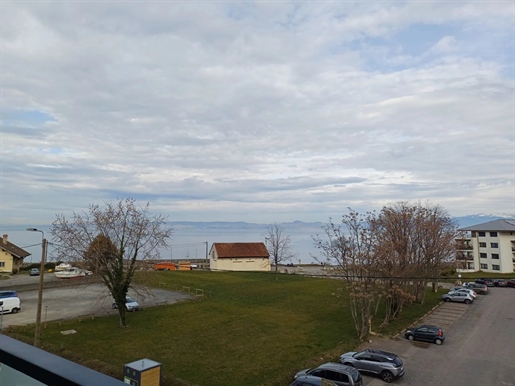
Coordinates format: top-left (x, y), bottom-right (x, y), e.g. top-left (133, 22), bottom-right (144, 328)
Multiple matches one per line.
top-left (2, 234), bottom-right (7, 245)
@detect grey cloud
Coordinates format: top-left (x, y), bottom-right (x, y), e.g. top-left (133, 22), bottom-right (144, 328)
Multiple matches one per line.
top-left (1, 1), bottom-right (513, 225)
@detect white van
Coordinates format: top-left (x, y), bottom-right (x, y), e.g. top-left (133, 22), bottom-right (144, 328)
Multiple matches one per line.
top-left (0, 297), bottom-right (21, 314)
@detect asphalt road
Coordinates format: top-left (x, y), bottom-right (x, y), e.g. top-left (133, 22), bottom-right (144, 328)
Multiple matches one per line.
top-left (361, 287), bottom-right (515, 386)
top-left (0, 280), bottom-right (194, 329)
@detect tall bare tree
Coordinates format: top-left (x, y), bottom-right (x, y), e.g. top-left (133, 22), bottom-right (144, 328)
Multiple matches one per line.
top-left (314, 203), bottom-right (458, 339)
top-left (51, 198), bottom-right (172, 327)
top-left (313, 210), bottom-right (379, 340)
top-left (372, 201), bottom-right (458, 326)
top-left (264, 223), bottom-right (295, 271)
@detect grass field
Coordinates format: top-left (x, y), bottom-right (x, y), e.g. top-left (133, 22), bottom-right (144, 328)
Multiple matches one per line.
top-left (6, 271), bottom-right (445, 386)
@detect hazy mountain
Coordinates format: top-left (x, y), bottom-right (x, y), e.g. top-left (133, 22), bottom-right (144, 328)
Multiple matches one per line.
top-left (169, 214), bottom-right (513, 231)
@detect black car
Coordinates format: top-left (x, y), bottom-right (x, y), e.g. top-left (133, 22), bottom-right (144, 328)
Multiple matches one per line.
top-left (507, 279), bottom-right (515, 288)
top-left (405, 325), bottom-right (445, 345)
top-left (492, 279), bottom-right (507, 287)
top-left (475, 278), bottom-right (494, 287)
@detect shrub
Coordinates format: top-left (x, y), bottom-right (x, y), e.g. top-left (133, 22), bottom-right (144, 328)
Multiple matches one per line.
top-left (12, 268), bottom-right (18, 275)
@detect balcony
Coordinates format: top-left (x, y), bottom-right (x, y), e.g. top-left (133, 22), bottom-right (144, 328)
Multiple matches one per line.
top-left (0, 335), bottom-right (125, 386)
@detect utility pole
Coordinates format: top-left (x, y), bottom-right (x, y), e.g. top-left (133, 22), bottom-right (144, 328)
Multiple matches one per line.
top-left (35, 238), bottom-right (47, 347)
top-left (27, 228), bottom-right (47, 347)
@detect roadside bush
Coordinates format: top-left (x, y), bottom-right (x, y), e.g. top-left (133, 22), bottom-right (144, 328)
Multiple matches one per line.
top-left (441, 268), bottom-right (456, 277)
top-left (12, 268), bottom-right (18, 274)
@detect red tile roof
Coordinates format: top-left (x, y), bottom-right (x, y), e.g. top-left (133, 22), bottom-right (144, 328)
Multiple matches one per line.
top-left (212, 242), bottom-right (269, 258)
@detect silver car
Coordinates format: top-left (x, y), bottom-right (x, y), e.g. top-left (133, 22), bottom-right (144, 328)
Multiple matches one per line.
top-left (448, 287), bottom-right (477, 299)
top-left (441, 292), bottom-right (474, 304)
top-left (339, 349), bottom-right (404, 383)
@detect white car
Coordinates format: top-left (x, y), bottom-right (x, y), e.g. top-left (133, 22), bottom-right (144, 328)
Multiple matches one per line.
top-left (112, 297), bottom-right (140, 312)
top-left (448, 287), bottom-right (477, 299)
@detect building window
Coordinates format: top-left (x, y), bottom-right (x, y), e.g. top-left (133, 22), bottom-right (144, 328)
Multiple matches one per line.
top-left (491, 243), bottom-right (499, 248)
top-left (480, 263), bottom-right (488, 269)
top-left (479, 242), bottom-right (486, 248)
top-left (478, 231), bottom-right (486, 237)
top-left (490, 231), bottom-right (498, 237)
top-left (492, 254), bottom-right (499, 259)
top-left (492, 264), bottom-right (500, 271)
top-left (0, 262), bottom-right (4, 267)
top-left (480, 253), bottom-right (487, 259)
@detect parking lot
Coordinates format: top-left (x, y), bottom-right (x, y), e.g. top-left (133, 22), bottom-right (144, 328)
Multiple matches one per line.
top-left (362, 287), bottom-right (515, 385)
top-left (0, 281), bottom-right (194, 329)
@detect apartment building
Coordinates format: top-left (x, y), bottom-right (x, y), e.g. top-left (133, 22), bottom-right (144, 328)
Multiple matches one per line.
top-left (456, 219), bottom-right (515, 274)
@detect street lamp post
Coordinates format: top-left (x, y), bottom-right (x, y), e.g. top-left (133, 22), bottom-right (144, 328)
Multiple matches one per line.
top-left (26, 228), bottom-right (47, 347)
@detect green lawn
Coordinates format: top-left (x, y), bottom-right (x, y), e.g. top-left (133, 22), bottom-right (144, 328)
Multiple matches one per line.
top-left (6, 271), bottom-right (444, 386)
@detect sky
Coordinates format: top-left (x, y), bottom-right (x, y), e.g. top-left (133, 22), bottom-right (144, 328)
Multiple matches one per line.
top-left (1, 0), bottom-right (514, 227)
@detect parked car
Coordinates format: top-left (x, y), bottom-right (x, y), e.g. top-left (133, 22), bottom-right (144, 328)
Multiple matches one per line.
top-left (492, 279), bottom-right (507, 287)
top-left (29, 268), bottom-right (40, 276)
top-left (0, 297), bottom-right (21, 314)
top-left (0, 290), bottom-right (17, 299)
top-left (475, 278), bottom-right (494, 287)
top-left (404, 325), bottom-right (445, 345)
top-left (290, 376), bottom-right (337, 386)
top-left (112, 297), bottom-right (140, 312)
top-left (448, 287), bottom-right (477, 299)
top-left (507, 279), bottom-right (515, 288)
top-left (339, 349), bottom-right (404, 383)
top-left (294, 363), bottom-right (363, 386)
top-left (442, 292), bottom-right (474, 304)
top-left (462, 282), bottom-right (489, 294)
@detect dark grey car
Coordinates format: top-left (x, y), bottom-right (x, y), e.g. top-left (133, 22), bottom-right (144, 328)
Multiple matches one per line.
top-left (290, 375), bottom-right (337, 386)
top-left (463, 282), bottom-right (489, 294)
top-left (339, 349), bottom-right (405, 383)
top-left (294, 363), bottom-right (363, 386)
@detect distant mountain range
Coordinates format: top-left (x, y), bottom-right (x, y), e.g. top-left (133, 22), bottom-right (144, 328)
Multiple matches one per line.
top-left (168, 214), bottom-right (513, 231)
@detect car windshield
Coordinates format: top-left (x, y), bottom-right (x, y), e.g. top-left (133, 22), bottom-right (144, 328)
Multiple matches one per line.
top-left (352, 370), bottom-right (362, 383)
top-left (126, 297), bottom-right (135, 303)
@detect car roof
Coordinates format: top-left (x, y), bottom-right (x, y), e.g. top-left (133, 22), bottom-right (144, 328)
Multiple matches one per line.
top-left (415, 324), bottom-right (441, 329)
top-left (293, 375), bottom-right (336, 386)
top-left (317, 362), bottom-right (358, 373)
top-left (363, 349), bottom-right (399, 358)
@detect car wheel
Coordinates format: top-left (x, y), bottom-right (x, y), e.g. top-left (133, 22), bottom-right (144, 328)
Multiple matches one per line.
top-left (408, 335), bottom-right (414, 341)
top-left (11, 308), bottom-right (18, 314)
top-left (464, 299), bottom-right (471, 304)
top-left (381, 370), bottom-right (394, 383)
top-left (435, 338), bottom-right (443, 345)
top-left (444, 298), bottom-right (451, 302)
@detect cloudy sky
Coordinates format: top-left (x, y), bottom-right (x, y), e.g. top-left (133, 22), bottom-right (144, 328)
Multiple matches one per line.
top-left (1, 1), bottom-right (514, 226)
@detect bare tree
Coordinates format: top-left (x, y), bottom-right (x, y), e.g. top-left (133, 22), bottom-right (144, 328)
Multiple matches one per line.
top-left (264, 223), bottom-right (295, 271)
top-left (313, 203), bottom-right (458, 338)
top-left (313, 210), bottom-right (380, 340)
top-left (51, 198), bottom-right (172, 327)
top-left (371, 202), bottom-right (459, 325)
